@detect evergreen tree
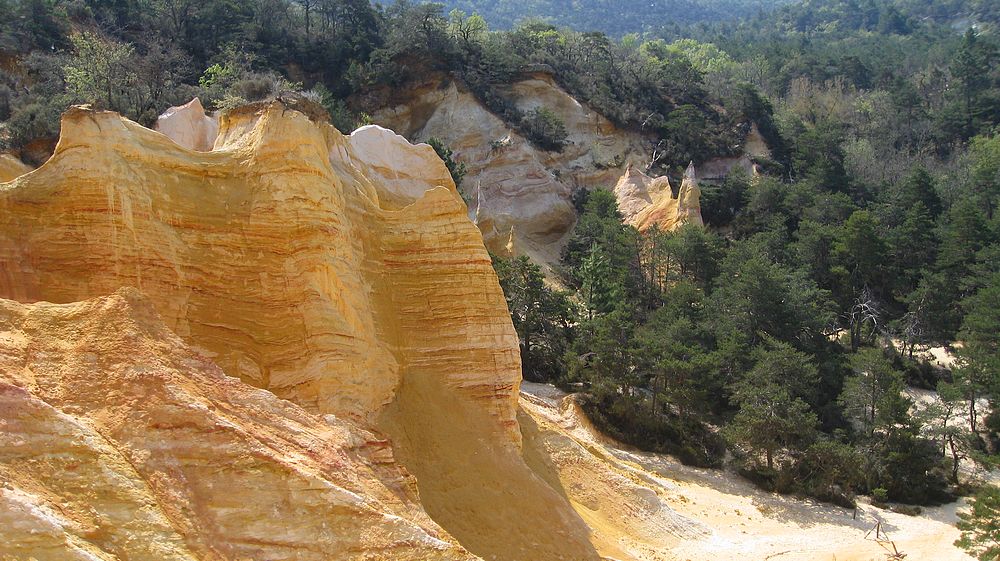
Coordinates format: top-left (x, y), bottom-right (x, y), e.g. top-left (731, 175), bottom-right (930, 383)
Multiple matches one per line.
top-left (955, 486), bottom-right (1000, 561)
top-left (832, 210), bottom-right (889, 300)
top-left (949, 29), bottom-right (998, 140)
top-left (838, 348), bottom-right (909, 438)
top-left (725, 343), bottom-right (819, 471)
top-left (493, 255), bottom-right (575, 381)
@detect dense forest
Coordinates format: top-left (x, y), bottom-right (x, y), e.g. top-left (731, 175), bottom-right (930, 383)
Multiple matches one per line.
top-left (1, 0), bottom-right (1000, 554)
top-left (428, 0), bottom-right (793, 36)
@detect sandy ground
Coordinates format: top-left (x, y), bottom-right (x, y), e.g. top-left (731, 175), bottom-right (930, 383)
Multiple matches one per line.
top-left (906, 386), bottom-right (998, 487)
top-left (519, 381), bottom-right (978, 561)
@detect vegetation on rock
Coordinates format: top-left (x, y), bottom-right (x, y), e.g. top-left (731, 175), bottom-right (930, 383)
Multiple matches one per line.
top-left (2, 0), bottom-right (998, 514)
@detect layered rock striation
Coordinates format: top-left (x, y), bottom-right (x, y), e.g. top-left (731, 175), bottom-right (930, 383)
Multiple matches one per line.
top-left (0, 289), bottom-right (475, 561)
top-left (369, 74), bottom-right (651, 265)
top-left (0, 102), bottom-right (599, 561)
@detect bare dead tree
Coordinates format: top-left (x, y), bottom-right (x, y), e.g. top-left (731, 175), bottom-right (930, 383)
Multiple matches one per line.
top-left (898, 308), bottom-right (926, 360)
top-left (845, 286), bottom-right (882, 351)
top-left (646, 138), bottom-right (670, 172)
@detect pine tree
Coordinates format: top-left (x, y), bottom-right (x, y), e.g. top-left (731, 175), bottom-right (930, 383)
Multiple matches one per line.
top-left (955, 486), bottom-right (1000, 561)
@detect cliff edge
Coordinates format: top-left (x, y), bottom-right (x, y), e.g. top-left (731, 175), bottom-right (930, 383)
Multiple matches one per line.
top-left (0, 102), bottom-right (599, 561)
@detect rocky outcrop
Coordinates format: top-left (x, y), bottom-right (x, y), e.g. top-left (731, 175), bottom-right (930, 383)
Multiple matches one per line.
top-left (0, 153), bottom-right (31, 181)
top-left (0, 103), bottom-right (507, 425)
top-left (698, 123), bottom-right (769, 182)
top-left (0, 102), bottom-right (600, 561)
top-left (370, 74), bottom-right (651, 265)
top-left (615, 162), bottom-right (703, 232)
top-left (613, 163), bottom-right (673, 224)
top-left (155, 97), bottom-right (219, 151)
top-left (0, 101), bottom-right (967, 561)
top-left (0, 289), bottom-right (475, 561)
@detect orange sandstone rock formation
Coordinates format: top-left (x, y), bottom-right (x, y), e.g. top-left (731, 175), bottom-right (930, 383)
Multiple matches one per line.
top-left (614, 162), bottom-right (703, 232)
top-left (0, 289), bottom-right (476, 561)
top-left (370, 74), bottom-right (650, 265)
top-left (0, 153), bottom-right (31, 181)
top-left (0, 102), bottom-right (600, 561)
top-left (154, 97), bottom-right (219, 151)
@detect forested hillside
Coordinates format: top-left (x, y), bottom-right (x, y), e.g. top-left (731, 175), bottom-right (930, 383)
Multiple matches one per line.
top-left (2, 0), bottom-right (1000, 546)
top-left (425, 0), bottom-right (792, 35)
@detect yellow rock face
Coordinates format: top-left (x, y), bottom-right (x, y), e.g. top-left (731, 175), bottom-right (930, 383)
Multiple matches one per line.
top-left (0, 103), bottom-right (513, 427)
top-left (0, 289), bottom-right (476, 561)
top-left (615, 162), bottom-right (703, 232)
top-left (0, 102), bottom-right (600, 561)
top-left (155, 97), bottom-right (219, 151)
top-left (0, 153), bottom-right (31, 182)
top-left (370, 74), bottom-right (652, 268)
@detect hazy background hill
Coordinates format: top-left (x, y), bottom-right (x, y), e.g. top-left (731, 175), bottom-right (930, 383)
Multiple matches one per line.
top-left (426, 0), bottom-right (793, 35)
top-left (429, 0), bottom-right (997, 36)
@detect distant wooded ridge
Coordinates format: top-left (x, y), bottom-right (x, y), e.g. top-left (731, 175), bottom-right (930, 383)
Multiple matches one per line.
top-left (422, 0), bottom-right (793, 35)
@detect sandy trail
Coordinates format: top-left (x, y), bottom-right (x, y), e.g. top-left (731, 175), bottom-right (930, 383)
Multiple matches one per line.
top-left (519, 382), bottom-right (976, 561)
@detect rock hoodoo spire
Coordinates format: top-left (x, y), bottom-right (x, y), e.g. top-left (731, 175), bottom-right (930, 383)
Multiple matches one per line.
top-left (613, 162), bottom-right (703, 232)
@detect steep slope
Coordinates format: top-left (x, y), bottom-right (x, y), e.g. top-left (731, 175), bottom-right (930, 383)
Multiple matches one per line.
top-left (0, 289), bottom-right (475, 561)
top-left (615, 162), bottom-right (703, 232)
top-left (369, 73), bottom-right (652, 267)
top-left (0, 102), bottom-right (599, 561)
top-left (0, 153), bottom-right (31, 181)
top-left (632, 162), bottom-right (704, 232)
top-left (519, 382), bottom-right (975, 561)
top-left (157, 82), bottom-right (721, 268)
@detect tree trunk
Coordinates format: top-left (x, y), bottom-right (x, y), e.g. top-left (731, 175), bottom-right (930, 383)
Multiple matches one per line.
top-left (970, 391), bottom-right (978, 434)
top-left (650, 374), bottom-right (657, 415)
top-left (948, 435), bottom-right (960, 484)
top-left (523, 324), bottom-right (532, 379)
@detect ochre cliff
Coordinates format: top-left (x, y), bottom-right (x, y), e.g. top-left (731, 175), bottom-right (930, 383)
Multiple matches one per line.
top-left (368, 74), bottom-right (651, 267)
top-left (0, 153), bottom-right (31, 182)
top-left (155, 83), bottom-right (729, 266)
top-left (0, 102), bottom-right (600, 561)
top-left (155, 97), bottom-right (219, 151)
top-left (615, 162), bottom-right (703, 232)
top-left (0, 289), bottom-right (475, 561)
top-left (0, 101), bottom-right (970, 561)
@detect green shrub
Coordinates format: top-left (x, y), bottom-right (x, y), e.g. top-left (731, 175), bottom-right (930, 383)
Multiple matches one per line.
top-left (0, 101), bottom-right (63, 150)
top-left (872, 487), bottom-right (889, 504)
top-left (891, 504), bottom-right (922, 516)
top-left (956, 486), bottom-right (1000, 561)
top-left (578, 392), bottom-right (726, 468)
top-left (521, 106), bottom-right (567, 151)
top-left (427, 137), bottom-right (468, 190)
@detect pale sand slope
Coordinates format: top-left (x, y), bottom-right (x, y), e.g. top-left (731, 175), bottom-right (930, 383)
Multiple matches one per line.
top-left (906, 387), bottom-right (997, 486)
top-left (520, 382), bottom-right (975, 561)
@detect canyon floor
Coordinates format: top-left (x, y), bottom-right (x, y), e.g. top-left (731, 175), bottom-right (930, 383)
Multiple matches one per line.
top-left (520, 382), bottom-right (977, 561)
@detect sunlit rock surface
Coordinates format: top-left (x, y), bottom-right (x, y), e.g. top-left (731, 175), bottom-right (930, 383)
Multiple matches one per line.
top-left (154, 97), bottom-right (219, 151)
top-left (369, 73), bottom-right (650, 267)
top-left (615, 162), bottom-right (703, 232)
top-left (0, 153), bottom-right (31, 182)
top-left (0, 289), bottom-right (475, 561)
top-left (0, 102), bottom-right (600, 561)
top-left (0, 99), bottom-right (973, 561)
